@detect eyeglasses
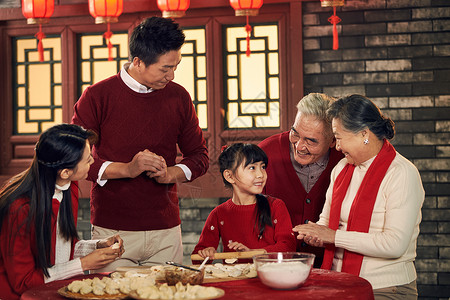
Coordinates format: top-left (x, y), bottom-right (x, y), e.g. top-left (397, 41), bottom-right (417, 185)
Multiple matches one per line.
top-left (289, 129), bottom-right (318, 147)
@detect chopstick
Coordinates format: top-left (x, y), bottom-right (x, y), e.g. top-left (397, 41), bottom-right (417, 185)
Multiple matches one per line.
top-left (165, 261), bottom-right (201, 272)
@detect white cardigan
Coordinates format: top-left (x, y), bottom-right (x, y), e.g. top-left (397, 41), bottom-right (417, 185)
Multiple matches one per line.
top-left (317, 152), bottom-right (424, 290)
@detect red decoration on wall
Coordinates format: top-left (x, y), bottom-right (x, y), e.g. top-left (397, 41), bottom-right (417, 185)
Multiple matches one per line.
top-left (321, 0), bottom-right (344, 50)
top-left (22, 0), bottom-right (55, 62)
top-left (229, 0), bottom-right (263, 57)
top-left (157, 0), bottom-right (190, 18)
top-left (89, 0), bottom-right (123, 61)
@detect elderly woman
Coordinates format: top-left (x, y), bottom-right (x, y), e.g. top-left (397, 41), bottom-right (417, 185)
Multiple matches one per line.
top-left (293, 94), bottom-right (424, 300)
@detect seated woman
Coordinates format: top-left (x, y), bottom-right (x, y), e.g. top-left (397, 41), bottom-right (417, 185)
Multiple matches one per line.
top-left (193, 143), bottom-right (296, 263)
top-left (293, 94), bottom-right (424, 300)
top-left (0, 124), bottom-right (124, 300)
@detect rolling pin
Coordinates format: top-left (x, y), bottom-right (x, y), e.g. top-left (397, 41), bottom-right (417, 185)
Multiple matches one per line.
top-left (191, 249), bottom-right (266, 261)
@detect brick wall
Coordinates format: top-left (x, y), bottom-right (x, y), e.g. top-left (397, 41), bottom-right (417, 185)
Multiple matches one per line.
top-left (301, 0), bottom-right (450, 299)
top-left (76, 1), bottom-right (450, 299)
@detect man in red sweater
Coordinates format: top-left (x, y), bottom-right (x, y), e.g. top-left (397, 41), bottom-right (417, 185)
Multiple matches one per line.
top-left (259, 93), bottom-right (343, 267)
top-left (72, 17), bottom-right (209, 271)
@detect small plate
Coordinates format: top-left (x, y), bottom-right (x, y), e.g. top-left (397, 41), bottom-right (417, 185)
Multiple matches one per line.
top-left (57, 286), bottom-right (128, 300)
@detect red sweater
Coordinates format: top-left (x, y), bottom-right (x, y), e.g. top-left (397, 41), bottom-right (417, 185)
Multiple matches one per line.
top-left (259, 132), bottom-right (343, 263)
top-left (0, 183), bottom-right (78, 300)
top-left (192, 197), bottom-right (296, 262)
top-left (72, 74), bottom-right (209, 231)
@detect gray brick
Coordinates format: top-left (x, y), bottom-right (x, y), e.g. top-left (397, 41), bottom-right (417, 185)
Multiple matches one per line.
top-left (412, 32), bottom-right (450, 45)
top-left (417, 246), bottom-right (439, 259)
top-left (366, 59), bottom-right (411, 71)
top-left (345, 0), bottom-right (385, 10)
top-left (181, 232), bottom-right (200, 244)
top-left (181, 220), bottom-right (206, 232)
top-left (437, 146), bottom-right (450, 158)
top-left (387, 0), bottom-right (430, 9)
top-left (180, 208), bottom-right (200, 220)
top-left (415, 133), bottom-right (450, 145)
top-left (435, 70), bottom-right (450, 82)
top-left (436, 121), bottom-right (450, 132)
top-left (418, 233), bottom-right (450, 246)
top-left (415, 158), bottom-right (450, 170)
top-left (412, 7), bottom-right (450, 19)
top-left (440, 247), bottom-right (450, 259)
top-left (413, 83), bottom-right (450, 96)
top-left (371, 97), bottom-right (389, 109)
top-left (396, 145), bottom-right (435, 158)
top-left (303, 14), bottom-right (319, 26)
top-left (417, 284), bottom-right (450, 298)
top-left (342, 48), bottom-right (387, 60)
top-left (304, 50), bottom-right (342, 62)
top-left (434, 45), bottom-right (450, 56)
top-left (366, 84), bottom-right (412, 97)
top-left (438, 273), bottom-right (450, 285)
top-left (322, 36), bottom-right (365, 49)
top-left (342, 23), bottom-right (386, 35)
top-left (413, 108), bottom-right (450, 121)
top-left (389, 71), bottom-right (433, 83)
top-left (421, 221), bottom-right (438, 233)
top-left (322, 85), bottom-right (366, 98)
top-left (303, 25), bottom-right (336, 38)
top-left (200, 207), bottom-right (215, 220)
top-left (343, 72), bottom-right (387, 85)
top-left (420, 172), bottom-right (436, 183)
top-left (303, 39), bottom-right (320, 50)
top-left (434, 96), bottom-right (450, 106)
top-left (423, 196), bottom-right (437, 209)
top-left (437, 172), bottom-right (450, 183)
top-left (438, 222), bottom-right (450, 234)
top-left (413, 57), bottom-right (450, 70)
top-left (388, 21), bottom-right (432, 33)
top-left (433, 19), bottom-right (450, 32)
top-left (390, 133), bottom-right (413, 145)
top-left (180, 198), bottom-right (220, 209)
top-left (304, 74), bottom-right (343, 86)
top-left (438, 197), bottom-right (450, 209)
top-left (422, 183), bottom-right (450, 197)
top-left (365, 9), bottom-right (411, 23)
top-left (304, 63), bottom-right (321, 74)
top-left (322, 61), bottom-right (365, 73)
top-left (366, 34), bottom-right (411, 47)
top-left (417, 272), bottom-right (438, 285)
top-left (381, 109), bottom-right (412, 120)
top-left (388, 46), bottom-right (432, 58)
top-left (416, 258), bottom-right (439, 271)
top-left (390, 96), bottom-right (434, 108)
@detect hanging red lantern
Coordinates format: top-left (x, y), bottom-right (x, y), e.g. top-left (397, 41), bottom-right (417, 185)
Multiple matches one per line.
top-left (229, 0), bottom-right (263, 57)
top-left (157, 0), bottom-right (190, 18)
top-left (321, 0), bottom-right (344, 50)
top-left (22, 0), bottom-right (54, 62)
top-left (89, 0), bottom-right (123, 61)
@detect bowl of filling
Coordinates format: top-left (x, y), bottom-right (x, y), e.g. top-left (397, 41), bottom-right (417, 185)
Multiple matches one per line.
top-left (253, 252), bottom-right (315, 290)
top-left (164, 266), bottom-right (204, 285)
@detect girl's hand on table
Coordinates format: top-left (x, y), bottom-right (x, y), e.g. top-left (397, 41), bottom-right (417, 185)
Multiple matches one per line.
top-left (227, 241), bottom-right (250, 252)
top-left (198, 247), bottom-right (217, 259)
top-left (292, 221), bottom-right (336, 247)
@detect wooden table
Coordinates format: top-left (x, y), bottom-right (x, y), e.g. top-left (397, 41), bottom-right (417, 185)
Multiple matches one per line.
top-left (21, 269), bottom-right (374, 300)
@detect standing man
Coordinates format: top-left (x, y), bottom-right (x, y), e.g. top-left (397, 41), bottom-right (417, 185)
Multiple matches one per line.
top-left (259, 93), bottom-right (342, 266)
top-left (72, 17), bottom-right (209, 271)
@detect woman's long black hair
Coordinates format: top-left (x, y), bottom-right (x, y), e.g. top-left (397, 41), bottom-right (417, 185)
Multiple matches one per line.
top-left (219, 143), bottom-right (272, 239)
top-left (0, 124), bottom-right (94, 278)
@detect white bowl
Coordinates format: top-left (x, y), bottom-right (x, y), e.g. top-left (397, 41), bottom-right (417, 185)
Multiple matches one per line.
top-left (253, 252), bottom-right (315, 290)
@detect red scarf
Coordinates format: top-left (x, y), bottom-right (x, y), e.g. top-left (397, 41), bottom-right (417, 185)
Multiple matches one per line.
top-left (321, 140), bottom-right (396, 276)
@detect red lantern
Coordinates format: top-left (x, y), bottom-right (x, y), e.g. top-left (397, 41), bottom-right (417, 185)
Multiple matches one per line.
top-left (229, 0), bottom-right (263, 57)
top-left (157, 0), bottom-right (190, 18)
top-left (89, 0), bottom-right (123, 61)
top-left (321, 0), bottom-right (345, 50)
top-left (22, 0), bottom-right (55, 62)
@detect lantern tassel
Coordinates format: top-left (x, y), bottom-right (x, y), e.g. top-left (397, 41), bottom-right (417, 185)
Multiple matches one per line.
top-left (103, 22), bottom-right (114, 61)
top-left (245, 15), bottom-right (252, 57)
top-left (328, 6), bottom-right (341, 50)
top-left (35, 24), bottom-right (46, 62)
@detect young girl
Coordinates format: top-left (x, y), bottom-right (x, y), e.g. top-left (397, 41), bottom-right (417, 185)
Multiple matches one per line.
top-left (192, 143), bottom-right (296, 261)
top-left (0, 124), bottom-right (124, 300)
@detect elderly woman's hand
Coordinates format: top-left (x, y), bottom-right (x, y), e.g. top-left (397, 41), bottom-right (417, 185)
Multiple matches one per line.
top-left (292, 221), bottom-right (336, 247)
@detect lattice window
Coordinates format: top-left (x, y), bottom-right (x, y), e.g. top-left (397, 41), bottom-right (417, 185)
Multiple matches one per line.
top-left (223, 23), bottom-right (279, 129)
top-left (174, 27), bottom-right (207, 129)
top-left (13, 36), bottom-right (62, 134)
top-left (78, 32), bottom-right (129, 96)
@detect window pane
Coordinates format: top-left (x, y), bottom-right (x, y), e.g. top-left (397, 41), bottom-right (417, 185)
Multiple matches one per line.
top-left (224, 23), bottom-right (280, 129)
top-left (13, 36), bottom-right (62, 134)
top-left (174, 27), bottom-right (207, 130)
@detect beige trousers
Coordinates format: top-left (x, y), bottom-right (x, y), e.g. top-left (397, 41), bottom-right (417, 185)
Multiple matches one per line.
top-left (373, 280), bottom-right (418, 300)
top-left (91, 224), bottom-right (183, 273)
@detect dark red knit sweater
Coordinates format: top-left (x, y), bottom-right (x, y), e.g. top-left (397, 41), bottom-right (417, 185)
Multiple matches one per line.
top-left (72, 74), bottom-right (209, 231)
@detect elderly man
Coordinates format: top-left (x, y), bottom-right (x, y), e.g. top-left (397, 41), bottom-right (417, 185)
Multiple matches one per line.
top-left (259, 93), bottom-right (343, 266)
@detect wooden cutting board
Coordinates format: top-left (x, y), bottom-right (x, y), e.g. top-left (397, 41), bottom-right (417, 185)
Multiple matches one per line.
top-left (190, 249), bottom-right (266, 261)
